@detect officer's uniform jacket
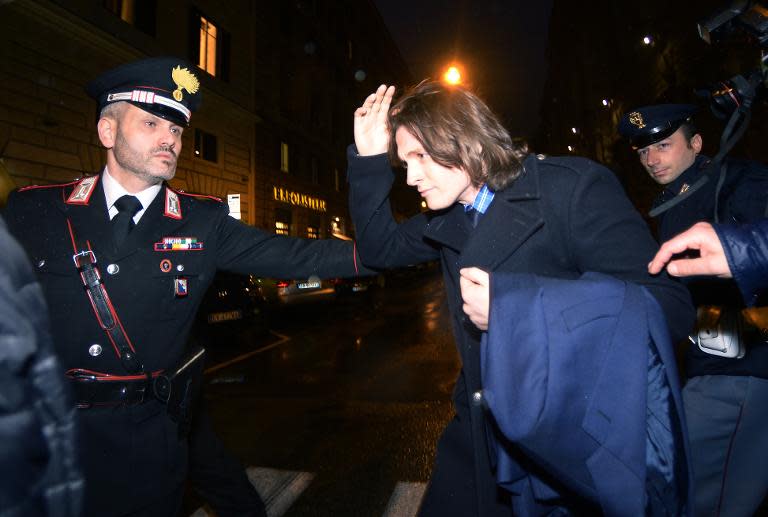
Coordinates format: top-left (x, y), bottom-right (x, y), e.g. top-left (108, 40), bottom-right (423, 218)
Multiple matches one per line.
top-left (654, 154), bottom-right (768, 243)
top-left (347, 149), bottom-right (694, 516)
top-left (3, 173), bottom-right (362, 516)
top-left (652, 154), bottom-right (768, 379)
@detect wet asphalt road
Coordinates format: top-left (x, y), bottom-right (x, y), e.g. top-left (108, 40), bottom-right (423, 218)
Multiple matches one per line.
top-left (185, 265), bottom-right (461, 516)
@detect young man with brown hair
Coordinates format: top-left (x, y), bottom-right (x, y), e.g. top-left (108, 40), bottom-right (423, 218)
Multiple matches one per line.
top-left (348, 82), bottom-right (695, 516)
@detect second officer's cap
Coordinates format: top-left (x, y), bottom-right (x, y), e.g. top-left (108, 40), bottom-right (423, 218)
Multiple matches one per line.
top-left (86, 56), bottom-right (202, 126)
top-left (618, 104), bottom-right (697, 149)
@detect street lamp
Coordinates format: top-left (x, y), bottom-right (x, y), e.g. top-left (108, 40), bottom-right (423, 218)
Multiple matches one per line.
top-left (443, 66), bottom-right (462, 85)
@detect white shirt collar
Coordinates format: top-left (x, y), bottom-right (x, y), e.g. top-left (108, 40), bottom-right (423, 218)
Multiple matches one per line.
top-left (102, 167), bottom-right (162, 223)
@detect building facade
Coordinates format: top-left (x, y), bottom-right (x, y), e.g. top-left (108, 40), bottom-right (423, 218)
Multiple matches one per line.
top-left (536, 0), bottom-right (768, 214)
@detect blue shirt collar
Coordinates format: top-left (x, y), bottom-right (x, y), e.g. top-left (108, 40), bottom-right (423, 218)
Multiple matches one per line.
top-left (464, 183), bottom-right (495, 214)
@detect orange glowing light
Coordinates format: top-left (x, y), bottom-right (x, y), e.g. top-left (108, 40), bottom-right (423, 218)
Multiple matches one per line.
top-left (443, 66), bottom-right (462, 85)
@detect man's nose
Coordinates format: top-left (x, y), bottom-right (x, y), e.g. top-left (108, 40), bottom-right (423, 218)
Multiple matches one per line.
top-left (158, 129), bottom-right (177, 149)
top-left (406, 166), bottom-right (421, 186)
top-left (644, 149), bottom-right (659, 167)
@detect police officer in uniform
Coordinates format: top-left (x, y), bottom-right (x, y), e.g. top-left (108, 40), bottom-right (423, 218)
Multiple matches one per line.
top-left (620, 104), bottom-right (768, 517)
top-left (3, 57), bottom-right (368, 517)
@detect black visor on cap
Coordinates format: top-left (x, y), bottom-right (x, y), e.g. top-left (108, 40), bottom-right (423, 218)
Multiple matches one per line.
top-left (630, 121), bottom-right (685, 150)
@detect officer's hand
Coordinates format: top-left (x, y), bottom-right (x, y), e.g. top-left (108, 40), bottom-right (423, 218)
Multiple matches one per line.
top-left (648, 222), bottom-right (732, 278)
top-left (460, 267), bottom-right (490, 331)
top-left (354, 84), bottom-right (395, 156)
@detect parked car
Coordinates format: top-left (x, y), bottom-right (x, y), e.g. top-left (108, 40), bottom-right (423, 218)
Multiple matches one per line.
top-left (256, 276), bottom-right (337, 306)
top-left (194, 272), bottom-right (269, 342)
top-left (333, 273), bottom-right (386, 295)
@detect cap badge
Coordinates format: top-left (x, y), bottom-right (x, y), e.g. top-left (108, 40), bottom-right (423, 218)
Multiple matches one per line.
top-left (171, 66), bottom-right (200, 102)
top-left (629, 112), bottom-right (646, 129)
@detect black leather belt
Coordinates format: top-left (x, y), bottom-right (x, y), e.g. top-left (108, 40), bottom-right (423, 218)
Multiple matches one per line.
top-left (67, 369), bottom-right (161, 408)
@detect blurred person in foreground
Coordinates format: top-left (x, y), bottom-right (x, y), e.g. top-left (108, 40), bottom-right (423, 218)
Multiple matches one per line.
top-left (347, 81), bottom-right (696, 516)
top-left (0, 215), bottom-right (83, 517)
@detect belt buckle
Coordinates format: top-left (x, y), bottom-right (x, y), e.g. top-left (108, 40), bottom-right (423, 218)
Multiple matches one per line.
top-left (73, 250), bottom-right (96, 268)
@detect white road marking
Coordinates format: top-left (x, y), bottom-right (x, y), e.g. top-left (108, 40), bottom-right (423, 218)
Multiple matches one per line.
top-left (190, 467), bottom-right (427, 517)
top-left (189, 466), bottom-right (314, 517)
top-left (204, 331), bottom-right (290, 375)
top-left (247, 466), bottom-right (316, 516)
top-left (382, 481), bottom-right (427, 517)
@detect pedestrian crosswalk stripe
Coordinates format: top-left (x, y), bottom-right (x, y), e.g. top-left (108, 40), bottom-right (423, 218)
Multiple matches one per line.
top-left (382, 481), bottom-right (427, 517)
top-left (247, 466), bottom-right (315, 516)
top-left (190, 467), bottom-right (426, 517)
top-left (189, 466), bottom-right (314, 517)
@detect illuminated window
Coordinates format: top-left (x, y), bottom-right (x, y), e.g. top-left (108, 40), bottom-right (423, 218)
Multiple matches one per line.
top-left (307, 226), bottom-right (319, 239)
top-left (198, 15), bottom-right (217, 76)
top-left (190, 10), bottom-right (229, 81)
top-left (280, 142), bottom-right (290, 173)
top-left (275, 208), bottom-right (292, 235)
top-left (194, 129), bottom-right (218, 162)
top-left (104, 0), bottom-right (156, 35)
top-left (275, 222), bottom-right (290, 235)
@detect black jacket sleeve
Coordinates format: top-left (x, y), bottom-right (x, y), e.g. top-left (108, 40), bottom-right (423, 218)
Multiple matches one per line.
top-left (347, 147), bottom-right (440, 268)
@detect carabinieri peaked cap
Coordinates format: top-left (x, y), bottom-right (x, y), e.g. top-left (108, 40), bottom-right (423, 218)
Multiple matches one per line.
top-left (618, 104), bottom-right (697, 150)
top-left (86, 56), bottom-right (202, 126)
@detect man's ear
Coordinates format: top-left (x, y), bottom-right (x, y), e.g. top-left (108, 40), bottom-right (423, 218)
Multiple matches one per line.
top-left (97, 117), bottom-right (116, 149)
top-left (691, 133), bottom-right (703, 155)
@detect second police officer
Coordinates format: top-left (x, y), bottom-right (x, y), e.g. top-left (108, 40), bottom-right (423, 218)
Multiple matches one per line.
top-left (620, 104), bottom-right (768, 517)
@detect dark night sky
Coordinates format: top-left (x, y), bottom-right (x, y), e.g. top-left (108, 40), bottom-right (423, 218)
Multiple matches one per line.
top-left (372, 0), bottom-right (553, 139)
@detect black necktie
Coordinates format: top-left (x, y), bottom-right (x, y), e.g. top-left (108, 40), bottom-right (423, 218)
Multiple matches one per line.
top-left (112, 195), bottom-right (142, 249)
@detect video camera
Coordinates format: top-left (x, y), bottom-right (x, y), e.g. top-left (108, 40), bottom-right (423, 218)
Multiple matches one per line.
top-left (698, 0), bottom-right (768, 119)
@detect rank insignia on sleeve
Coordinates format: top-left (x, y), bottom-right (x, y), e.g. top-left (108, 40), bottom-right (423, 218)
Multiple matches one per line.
top-left (66, 176), bottom-right (98, 205)
top-left (154, 236), bottom-right (204, 251)
top-left (174, 277), bottom-right (188, 297)
top-left (164, 189), bottom-right (182, 219)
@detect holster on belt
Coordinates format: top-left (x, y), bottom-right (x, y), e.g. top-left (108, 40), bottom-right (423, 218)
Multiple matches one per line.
top-left (695, 305), bottom-right (768, 358)
top-left (153, 345), bottom-right (206, 435)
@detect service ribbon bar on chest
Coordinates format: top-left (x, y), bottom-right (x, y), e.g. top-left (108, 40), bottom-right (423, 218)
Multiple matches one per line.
top-left (154, 237), bottom-right (204, 251)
